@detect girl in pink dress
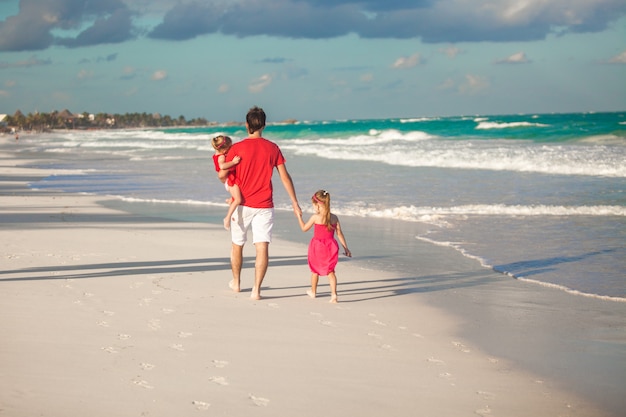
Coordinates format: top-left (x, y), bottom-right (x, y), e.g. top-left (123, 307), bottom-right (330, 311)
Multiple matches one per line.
top-left (296, 190), bottom-right (351, 303)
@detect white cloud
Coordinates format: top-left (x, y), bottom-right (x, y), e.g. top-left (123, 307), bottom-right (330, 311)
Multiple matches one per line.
top-left (218, 83), bottom-right (230, 93)
top-left (249, 74), bottom-right (272, 93)
top-left (440, 45), bottom-right (462, 58)
top-left (151, 70), bottom-right (168, 81)
top-left (77, 69), bottom-right (94, 80)
top-left (0, 90), bottom-right (10, 97)
top-left (496, 51), bottom-right (531, 64)
top-left (360, 73), bottom-right (374, 82)
top-left (438, 78), bottom-right (456, 90)
top-left (608, 50), bottom-right (626, 64)
top-left (459, 74), bottom-right (489, 94)
top-left (392, 53), bottom-right (424, 69)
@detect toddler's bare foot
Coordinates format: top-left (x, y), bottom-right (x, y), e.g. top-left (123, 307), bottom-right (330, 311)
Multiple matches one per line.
top-left (306, 289), bottom-right (316, 299)
top-left (329, 295), bottom-right (338, 303)
top-left (228, 280), bottom-right (240, 293)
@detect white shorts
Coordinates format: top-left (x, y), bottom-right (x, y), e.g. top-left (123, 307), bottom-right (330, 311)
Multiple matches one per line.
top-left (230, 206), bottom-right (274, 246)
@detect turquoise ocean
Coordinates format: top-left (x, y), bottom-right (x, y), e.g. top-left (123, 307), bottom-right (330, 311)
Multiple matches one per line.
top-left (18, 111), bottom-right (626, 301)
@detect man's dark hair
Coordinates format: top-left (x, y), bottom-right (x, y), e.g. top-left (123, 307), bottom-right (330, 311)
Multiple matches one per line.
top-left (246, 106), bottom-right (266, 134)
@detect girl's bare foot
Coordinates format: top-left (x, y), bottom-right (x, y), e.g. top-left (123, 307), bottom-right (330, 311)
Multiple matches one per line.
top-left (306, 289), bottom-right (316, 299)
top-left (330, 295), bottom-right (338, 303)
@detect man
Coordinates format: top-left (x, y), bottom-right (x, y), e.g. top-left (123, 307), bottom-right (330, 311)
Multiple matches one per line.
top-left (226, 106), bottom-right (301, 299)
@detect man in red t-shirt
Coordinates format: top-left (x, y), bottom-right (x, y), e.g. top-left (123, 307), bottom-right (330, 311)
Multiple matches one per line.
top-left (226, 106), bottom-right (301, 300)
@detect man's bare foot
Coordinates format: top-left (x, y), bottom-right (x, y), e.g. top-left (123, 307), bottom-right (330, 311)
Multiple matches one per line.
top-left (223, 217), bottom-right (230, 230)
top-left (329, 295), bottom-right (338, 303)
top-left (306, 289), bottom-right (316, 299)
top-left (250, 287), bottom-right (261, 300)
top-left (229, 280), bottom-right (240, 292)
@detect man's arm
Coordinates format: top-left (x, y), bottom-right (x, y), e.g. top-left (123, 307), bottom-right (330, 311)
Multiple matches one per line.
top-left (276, 163), bottom-right (301, 216)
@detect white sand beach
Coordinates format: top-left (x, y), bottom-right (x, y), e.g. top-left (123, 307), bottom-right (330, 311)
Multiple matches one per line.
top-left (0, 150), bottom-right (622, 417)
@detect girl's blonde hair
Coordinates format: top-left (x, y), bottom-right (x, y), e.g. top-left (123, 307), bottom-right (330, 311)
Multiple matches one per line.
top-left (312, 189), bottom-right (333, 231)
top-left (212, 135), bottom-right (232, 152)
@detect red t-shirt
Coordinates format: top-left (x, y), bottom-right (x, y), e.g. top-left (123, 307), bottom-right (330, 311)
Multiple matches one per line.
top-left (227, 137), bottom-right (285, 208)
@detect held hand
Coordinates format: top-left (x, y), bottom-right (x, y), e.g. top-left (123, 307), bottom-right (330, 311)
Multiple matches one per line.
top-left (293, 202), bottom-right (302, 217)
top-left (232, 155), bottom-right (241, 164)
top-left (344, 248), bottom-right (352, 258)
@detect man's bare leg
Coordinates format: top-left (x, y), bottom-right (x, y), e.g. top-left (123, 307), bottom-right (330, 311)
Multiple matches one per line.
top-left (230, 243), bottom-right (243, 292)
top-left (250, 242), bottom-right (269, 300)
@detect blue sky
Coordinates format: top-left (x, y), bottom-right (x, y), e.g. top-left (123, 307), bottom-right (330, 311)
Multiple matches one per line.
top-left (0, 0), bottom-right (625, 122)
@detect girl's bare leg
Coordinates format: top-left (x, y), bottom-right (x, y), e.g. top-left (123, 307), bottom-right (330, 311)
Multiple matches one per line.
top-left (307, 273), bottom-right (319, 298)
top-left (328, 272), bottom-right (338, 303)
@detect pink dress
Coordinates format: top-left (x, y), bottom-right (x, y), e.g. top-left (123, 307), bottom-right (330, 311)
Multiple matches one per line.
top-left (308, 223), bottom-right (339, 276)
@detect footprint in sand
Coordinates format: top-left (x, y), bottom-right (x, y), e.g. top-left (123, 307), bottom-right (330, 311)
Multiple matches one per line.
top-left (477, 391), bottom-right (495, 400)
top-left (140, 363), bottom-right (155, 371)
top-left (267, 303), bottom-right (279, 309)
top-left (129, 282), bottom-right (144, 289)
top-left (83, 292), bottom-right (94, 298)
top-left (209, 376), bottom-right (229, 386)
top-left (178, 332), bottom-right (193, 338)
top-left (162, 308), bottom-right (175, 314)
top-left (118, 333), bottom-right (131, 340)
top-left (148, 319), bottom-right (161, 330)
top-left (452, 341), bottom-right (471, 353)
top-left (249, 394), bottom-right (270, 407)
top-left (212, 360), bottom-right (229, 368)
top-left (103, 310), bottom-right (115, 316)
top-left (97, 321), bottom-right (110, 327)
top-left (170, 344), bottom-right (185, 351)
top-left (368, 332), bottom-right (382, 339)
top-left (475, 405), bottom-right (492, 416)
top-left (192, 400), bottom-right (210, 410)
top-left (427, 357), bottom-right (446, 365)
top-left (372, 320), bottom-right (387, 326)
top-left (101, 347), bottom-right (119, 354)
top-left (132, 379), bottom-right (154, 389)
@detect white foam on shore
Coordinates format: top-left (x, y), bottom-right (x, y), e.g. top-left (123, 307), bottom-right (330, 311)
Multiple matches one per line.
top-left (476, 121), bottom-right (549, 129)
top-left (117, 196), bottom-right (223, 207)
top-left (416, 234), bottom-right (626, 303)
top-left (282, 132), bottom-right (626, 178)
top-left (332, 204), bottom-right (626, 225)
